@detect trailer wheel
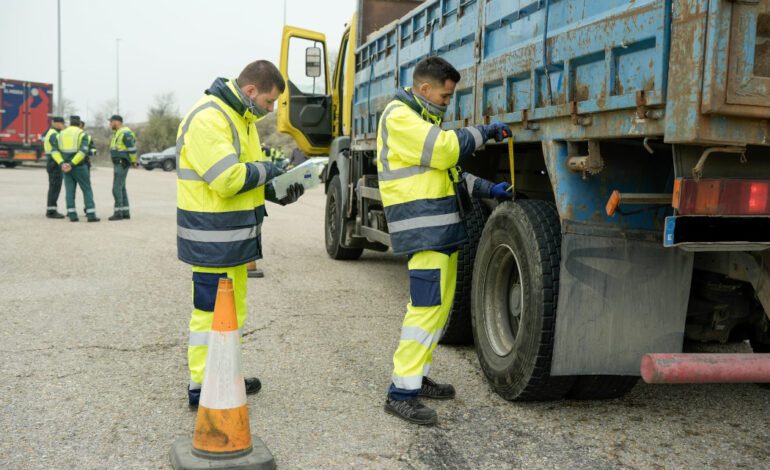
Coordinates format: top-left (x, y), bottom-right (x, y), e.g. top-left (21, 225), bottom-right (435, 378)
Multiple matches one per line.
top-left (566, 376), bottom-right (639, 400)
top-left (2, 162), bottom-right (18, 168)
top-left (440, 198), bottom-right (489, 345)
top-left (471, 200), bottom-right (575, 401)
top-left (325, 175), bottom-right (363, 260)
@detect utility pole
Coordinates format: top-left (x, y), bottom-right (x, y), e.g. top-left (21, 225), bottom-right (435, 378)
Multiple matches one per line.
top-left (283, 0), bottom-right (287, 25)
top-left (116, 38), bottom-right (121, 114)
top-left (57, 0), bottom-right (62, 115)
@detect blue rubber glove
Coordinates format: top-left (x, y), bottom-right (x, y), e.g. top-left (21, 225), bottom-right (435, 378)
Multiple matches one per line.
top-left (484, 122), bottom-right (513, 142)
top-left (490, 182), bottom-right (513, 200)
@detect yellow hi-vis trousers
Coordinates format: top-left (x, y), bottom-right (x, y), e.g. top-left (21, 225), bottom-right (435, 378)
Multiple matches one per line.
top-left (188, 264), bottom-right (248, 389)
top-left (390, 250), bottom-right (458, 398)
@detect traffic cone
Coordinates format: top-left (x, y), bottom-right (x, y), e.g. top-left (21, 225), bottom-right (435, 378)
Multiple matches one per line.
top-left (170, 278), bottom-right (275, 470)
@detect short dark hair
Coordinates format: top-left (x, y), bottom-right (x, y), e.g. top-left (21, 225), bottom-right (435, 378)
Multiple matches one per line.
top-left (78, 121), bottom-right (86, 128)
top-left (52, 116), bottom-right (64, 123)
top-left (70, 115), bottom-right (81, 126)
top-left (238, 60), bottom-right (286, 94)
top-left (413, 56), bottom-right (461, 86)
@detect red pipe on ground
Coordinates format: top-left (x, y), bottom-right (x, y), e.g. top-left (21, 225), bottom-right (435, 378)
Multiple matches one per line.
top-left (640, 353), bottom-right (770, 384)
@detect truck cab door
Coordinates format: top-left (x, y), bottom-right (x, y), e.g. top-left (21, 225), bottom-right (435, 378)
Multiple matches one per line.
top-left (278, 26), bottom-right (333, 155)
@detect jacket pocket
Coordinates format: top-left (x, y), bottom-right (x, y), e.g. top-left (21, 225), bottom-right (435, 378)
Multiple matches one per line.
top-left (409, 269), bottom-right (442, 307)
top-left (192, 272), bottom-right (227, 312)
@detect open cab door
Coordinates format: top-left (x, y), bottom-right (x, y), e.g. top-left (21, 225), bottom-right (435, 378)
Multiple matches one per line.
top-left (278, 26), bottom-right (333, 155)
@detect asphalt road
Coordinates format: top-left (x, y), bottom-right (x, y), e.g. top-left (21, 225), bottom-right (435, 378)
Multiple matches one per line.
top-left (1, 164), bottom-right (769, 469)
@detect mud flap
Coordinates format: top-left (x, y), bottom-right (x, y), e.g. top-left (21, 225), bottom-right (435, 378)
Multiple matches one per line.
top-left (551, 232), bottom-right (694, 375)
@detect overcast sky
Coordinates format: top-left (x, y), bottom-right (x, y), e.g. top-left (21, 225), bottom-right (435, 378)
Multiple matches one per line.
top-left (0, 0), bottom-right (356, 124)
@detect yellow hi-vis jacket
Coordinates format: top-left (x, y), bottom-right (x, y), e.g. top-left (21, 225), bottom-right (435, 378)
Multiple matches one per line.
top-left (376, 87), bottom-right (494, 255)
top-left (110, 126), bottom-right (137, 163)
top-left (52, 125), bottom-right (89, 166)
top-left (42, 127), bottom-right (59, 156)
top-left (176, 77), bottom-right (279, 267)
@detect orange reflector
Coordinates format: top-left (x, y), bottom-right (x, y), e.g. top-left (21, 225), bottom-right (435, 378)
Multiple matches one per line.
top-left (605, 190), bottom-right (621, 216)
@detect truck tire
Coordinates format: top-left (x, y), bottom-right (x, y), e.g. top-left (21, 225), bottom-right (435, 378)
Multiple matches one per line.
top-left (440, 198), bottom-right (490, 345)
top-left (162, 159), bottom-right (176, 172)
top-left (471, 200), bottom-right (575, 401)
top-left (566, 376), bottom-right (639, 400)
top-left (145, 166), bottom-right (154, 171)
top-left (2, 162), bottom-right (18, 168)
top-left (325, 175), bottom-right (363, 260)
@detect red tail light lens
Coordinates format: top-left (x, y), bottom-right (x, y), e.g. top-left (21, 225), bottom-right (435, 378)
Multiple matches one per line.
top-left (674, 178), bottom-right (770, 215)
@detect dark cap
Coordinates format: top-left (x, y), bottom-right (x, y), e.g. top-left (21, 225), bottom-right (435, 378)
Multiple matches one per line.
top-left (52, 116), bottom-right (64, 123)
top-left (109, 114), bottom-right (123, 122)
top-left (69, 115), bottom-right (81, 125)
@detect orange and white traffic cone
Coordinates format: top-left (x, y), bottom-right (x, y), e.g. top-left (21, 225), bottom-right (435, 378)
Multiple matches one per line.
top-left (170, 278), bottom-right (274, 470)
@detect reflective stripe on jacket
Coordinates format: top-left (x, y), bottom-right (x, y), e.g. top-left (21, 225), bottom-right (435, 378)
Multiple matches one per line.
top-left (376, 88), bottom-right (494, 255)
top-left (176, 77), bottom-right (273, 267)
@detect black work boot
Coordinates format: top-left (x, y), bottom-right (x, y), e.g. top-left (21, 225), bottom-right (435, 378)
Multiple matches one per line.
top-left (69, 216), bottom-right (79, 222)
top-left (87, 217), bottom-right (100, 222)
top-left (419, 377), bottom-right (456, 400)
top-left (46, 211), bottom-right (65, 219)
top-left (108, 213), bottom-right (124, 221)
top-left (123, 211), bottom-right (131, 220)
top-left (245, 377), bottom-right (262, 395)
top-left (384, 397), bottom-right (438, 425)
top-left (247, 268), bottom-right (264, 278)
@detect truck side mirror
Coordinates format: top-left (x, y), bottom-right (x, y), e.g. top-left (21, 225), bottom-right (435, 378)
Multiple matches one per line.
top-left (305, 47), bottom-right (322, 78)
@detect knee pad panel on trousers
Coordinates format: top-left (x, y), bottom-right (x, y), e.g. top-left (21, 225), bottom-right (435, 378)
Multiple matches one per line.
top-left (192, 272), bottom-right (227, 311)
top-left (409, 269), bottom-right (442, 307)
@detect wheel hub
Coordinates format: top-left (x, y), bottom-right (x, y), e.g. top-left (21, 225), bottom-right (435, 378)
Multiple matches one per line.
top-left (482, 244), bottom-right (525, 357)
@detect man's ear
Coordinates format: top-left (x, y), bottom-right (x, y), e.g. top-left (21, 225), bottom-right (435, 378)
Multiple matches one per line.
top-left (416, 81), bottom-right (431, 96)
top-left (242, 83), bottom-right (258, 97)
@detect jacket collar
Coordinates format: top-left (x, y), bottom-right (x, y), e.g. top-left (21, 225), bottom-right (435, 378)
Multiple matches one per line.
top-left (205, 77), bottom-right (262, 125)
top-left (394, 87), bottom-right (442, 125)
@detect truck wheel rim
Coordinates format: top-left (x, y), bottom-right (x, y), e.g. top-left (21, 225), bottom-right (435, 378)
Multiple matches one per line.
top-left (482, 243), bottom-right (524, 357)
top-left (327, 190), bottom-right (337, 243)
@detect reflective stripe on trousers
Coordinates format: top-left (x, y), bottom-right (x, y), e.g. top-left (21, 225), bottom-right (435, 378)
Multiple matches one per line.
top-left (391, 250), bottom-right (458, 393)
top-left (188, 263), bottom-right (249, 387)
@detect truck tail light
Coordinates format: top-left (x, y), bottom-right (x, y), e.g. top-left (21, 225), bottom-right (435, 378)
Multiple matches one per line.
top-left (673, 178), bottom-right (770, 215)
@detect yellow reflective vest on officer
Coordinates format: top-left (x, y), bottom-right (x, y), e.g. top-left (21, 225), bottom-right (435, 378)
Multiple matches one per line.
top-left (376, 87), bottom-right (493, 255)
top-left (110, 127), bottom-right (137, 163)
top-left (42, 128), bottom-right (59, 156)
top-left (176, 77), bottom-right (276, 268)
top-left (52, 126), bottom-right (89, 166)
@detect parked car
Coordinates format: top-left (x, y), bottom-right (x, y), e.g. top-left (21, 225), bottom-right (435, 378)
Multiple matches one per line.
top-left (139, 146), bottom-right (175, 171)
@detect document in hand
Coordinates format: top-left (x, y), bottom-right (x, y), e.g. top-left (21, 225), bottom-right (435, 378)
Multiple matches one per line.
top-left (269, 157), bottom-right (328, 199)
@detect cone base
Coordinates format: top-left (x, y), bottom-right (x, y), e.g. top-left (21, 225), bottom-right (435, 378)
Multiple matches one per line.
top-left (170, 435), bottom-right (275, 470)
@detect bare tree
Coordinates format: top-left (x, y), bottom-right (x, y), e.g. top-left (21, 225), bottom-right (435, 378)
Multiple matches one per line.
top-left (149, 92), bottom-right (178, 118)
top-left (60, 97), bottom-right (78, 118)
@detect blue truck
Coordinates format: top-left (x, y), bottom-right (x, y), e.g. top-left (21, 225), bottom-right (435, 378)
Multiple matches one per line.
top-left (278, 0), bottom-right (770, 400)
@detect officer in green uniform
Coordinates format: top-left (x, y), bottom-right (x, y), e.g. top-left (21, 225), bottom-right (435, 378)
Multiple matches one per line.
top-left (108, 114), bottom-right (137, 221)
top-left (42, 116), bottom-right (66, 218)
top-left (78, 120), bottom-right (97, 216)
top-left (51, 115), bottom-right (100, 222)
